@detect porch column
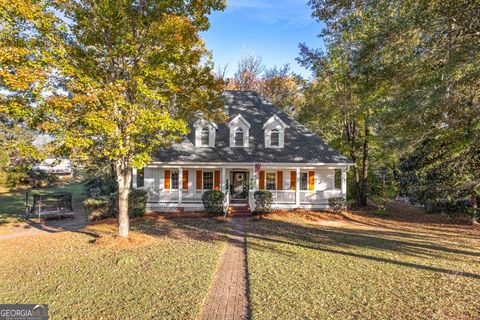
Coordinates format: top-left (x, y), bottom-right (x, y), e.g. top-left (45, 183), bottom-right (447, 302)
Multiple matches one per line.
top-left (295, 167), bottom-right (300, 206)
top-left (253, 168), bottom-right (259, 191)
top-left (221, 167), bottom-right (226, 192)
top-left (178, 167), bottom-right (183, 204)
top-left (132, 168), bottom-right (137, 188)
top-left (251, 166), bottom-right (257, 211)
top-left (341, 168), bottom-right (347, 198)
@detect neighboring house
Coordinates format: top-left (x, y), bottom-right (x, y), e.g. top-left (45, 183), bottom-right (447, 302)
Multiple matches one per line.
top-left (136, 91), bottom-right (352, 212)
top-left (33, 158), bottom-right (73, 176)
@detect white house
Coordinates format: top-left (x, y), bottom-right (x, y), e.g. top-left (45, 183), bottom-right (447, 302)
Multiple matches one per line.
top-left (136, 91), bottom-right (352, 213)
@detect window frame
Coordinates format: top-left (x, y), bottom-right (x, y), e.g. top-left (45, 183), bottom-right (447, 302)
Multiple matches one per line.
top-left (266, 172), bottom-right (277, 191)
top-left (171, 170), bottom-right (179, 190)
top-left (200, 127), bottom-right (210, 147)
top-left (300, 172), bottom-right (308, 191)
top-left (270, 129), bottom-right (280, 147)
top-left (202, 171), bottom-right (214, 190)
top-left (234, 128), bottom-right (244, 147)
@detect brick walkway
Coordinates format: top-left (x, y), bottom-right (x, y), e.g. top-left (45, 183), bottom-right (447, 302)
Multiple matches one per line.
top-left (201, 217), bottom-right (250, 320)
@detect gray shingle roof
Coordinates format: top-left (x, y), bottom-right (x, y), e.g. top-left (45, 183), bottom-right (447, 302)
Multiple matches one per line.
top-left (151, 91), bottom-right (350, 164)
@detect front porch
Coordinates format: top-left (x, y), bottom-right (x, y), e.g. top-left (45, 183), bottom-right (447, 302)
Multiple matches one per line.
top-left (136, 164), bottom-right (348, 212)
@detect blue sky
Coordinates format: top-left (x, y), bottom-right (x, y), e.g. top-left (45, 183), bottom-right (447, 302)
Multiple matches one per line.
top-left (201, 0), bottom-right (325, 78)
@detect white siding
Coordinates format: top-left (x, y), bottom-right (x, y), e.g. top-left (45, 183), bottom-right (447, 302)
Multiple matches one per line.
top-left (144, 167), bottom-right (155, 191)
top-left (158, 168), bottom-right (164, 190)
top-left (315, 169), bottom-right (335, 191)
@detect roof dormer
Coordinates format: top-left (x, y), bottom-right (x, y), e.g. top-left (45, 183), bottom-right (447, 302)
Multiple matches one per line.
top-left (263, 114), bottom-right (289, 148)
top-left (193, 119), bottom-right (217, 147)
top-left (228, 114), bottom-right (250, 147)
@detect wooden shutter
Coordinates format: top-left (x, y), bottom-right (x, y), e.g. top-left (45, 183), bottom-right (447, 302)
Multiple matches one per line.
top-left (290, 171), bottom-right (296, 190)
top-left (259, 171), bottom-right (265, 190)
top-left (164, 170), bottom-right (171, 190)
top-left (308, 171), bottom-right (315, 190)
top-left (277, 171), bottom-right (283, 190)
top-left (196, 170), bottom-right (202, 190)
top-left (182, 170), bottom-right (189, 190)
top-left (214, 170), bottom-right (220, 190)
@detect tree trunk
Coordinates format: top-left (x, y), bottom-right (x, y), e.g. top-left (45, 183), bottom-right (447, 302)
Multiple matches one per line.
top-left (344, 117), bottom-right (361, 206)
top-left (115, 159), bottom-right (132, 238)
top-left (472, 191), bottom-right (478, 226)
top-left (360, 116), bottom-right (370, 207)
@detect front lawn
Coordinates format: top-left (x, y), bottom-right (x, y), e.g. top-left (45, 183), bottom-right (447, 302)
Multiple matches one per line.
top-left (0, 180), bottom-right (86, 228)
top-left (247, 213), bottom-right (480, 320)
top-left (0, 217), bottom-right (227, 319)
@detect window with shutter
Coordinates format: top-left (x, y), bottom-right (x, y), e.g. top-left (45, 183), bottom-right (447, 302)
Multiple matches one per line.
top-left (290, 171), bottom-right (296, 190)
top-left (277, 171), bottom-right (283, 190)
top-left (196, 171), bottom-right (202, 190)
top-left (165, 170), bottom-right (171, 189)
top-left (182, 170), bottom-right (189, 190)
top-left (259, 171), bottom-right (265, 190)
top-left (214, 170), bottom-right (220, 190)
top-left (266, 172), bottom-right (276, 190)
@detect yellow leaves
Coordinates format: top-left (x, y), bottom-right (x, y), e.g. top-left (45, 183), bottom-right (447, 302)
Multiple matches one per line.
top-left (2, 0), bottom-right (224, 170)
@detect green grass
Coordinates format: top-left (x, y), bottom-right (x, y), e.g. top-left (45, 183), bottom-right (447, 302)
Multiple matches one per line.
top-left (247, 217), bottom-right (480, 320)
top-left (0, 179), bottom-right (86, 227)
top-left (0, 217), bottom-right (227, 319)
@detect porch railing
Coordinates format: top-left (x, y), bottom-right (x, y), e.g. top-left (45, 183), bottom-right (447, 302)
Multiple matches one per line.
top-left (145, 187), bottom-right (343, 205)
top-left (145, 189), bottom-right (179, 202)
top-left (182, 190), bottom-right (203, 202)
top-left (300, 189), bottom-right (342, 204)
top-left (270, 190), bottom-right (296, 204)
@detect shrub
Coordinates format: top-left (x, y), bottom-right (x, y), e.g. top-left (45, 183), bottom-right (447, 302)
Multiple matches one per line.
top-left (128, 188), bottom-right (148, 218)
top-left (83, 196), bottom-right (110, 209)
top-left (254, 190), bottom-right (272, 214)
top-left (328, 196), bottom-right (346, 212)
top-left (0, 170), bottom-right (58, 189)
top-left (83, 196), bottom-right (112, 221)
top-left (202, 190), bottom-right (224, 214)
top-left (29, 170), bottom-right (58, 187)
top-left (5, 172), bottom-right (30, 188)
top-left (84, 174), bottom-right (117, 197)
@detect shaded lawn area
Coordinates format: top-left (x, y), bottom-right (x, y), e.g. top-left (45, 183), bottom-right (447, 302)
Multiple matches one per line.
top-left (247, 213), bottom-right (480, 320)
top-left (0, 217), bottom-right (228, 319)
top-left (0, 180), bottom-right (85, 228)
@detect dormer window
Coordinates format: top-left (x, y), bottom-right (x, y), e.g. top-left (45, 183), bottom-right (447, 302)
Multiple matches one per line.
top-left (194, 119), bottom-right (217, 147)
top-left (263, 114), bottom-right (289, 148)
top-left (234, 128), bottom-right (244, 147)
top-left (200, 128), bottom-right (210, 146)
top-left (271, 129), bottom-right (280, 147)
top-left (228, 114), bottom-right (251, 147)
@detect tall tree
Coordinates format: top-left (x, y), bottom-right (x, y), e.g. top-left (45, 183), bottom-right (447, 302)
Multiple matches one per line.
top-left (1, 0), bottom-right (226, 237)
top-left (261, 64), bottom-right (304, 114)
top-left (303, 0), bottom-right (479, 221)
top-left (298, 2), bottom-right (385, 206)
top-left (232, 54), bottom-right (263, 91)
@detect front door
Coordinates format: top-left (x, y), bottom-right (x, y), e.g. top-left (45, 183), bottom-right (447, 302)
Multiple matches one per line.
top-left (231, 171), bottom-right (247, 199)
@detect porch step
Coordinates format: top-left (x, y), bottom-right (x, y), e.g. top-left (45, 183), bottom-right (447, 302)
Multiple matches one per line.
top-left (227, 205), bottom-right (252, 217)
